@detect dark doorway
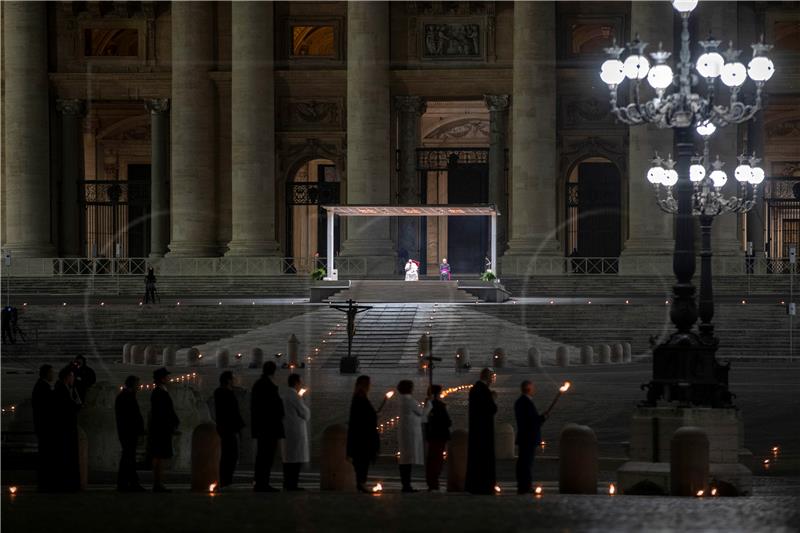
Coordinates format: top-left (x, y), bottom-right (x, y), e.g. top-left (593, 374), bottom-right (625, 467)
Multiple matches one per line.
top-left (575, 162), bottom-right (621, 257)
top-left (447, 162), bottom-right (489, 274)
top-left (127, 165), bottom-right (151, 257)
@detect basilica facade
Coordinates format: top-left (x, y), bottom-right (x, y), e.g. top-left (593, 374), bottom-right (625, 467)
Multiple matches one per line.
top-left (2, 1), bottom-right (799, 276)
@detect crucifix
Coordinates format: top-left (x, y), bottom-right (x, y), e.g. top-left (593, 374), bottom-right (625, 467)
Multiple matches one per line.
top-left (330, 299), bottom-right (372, 359)
top-left (422, 335), bottom-right (442, 387)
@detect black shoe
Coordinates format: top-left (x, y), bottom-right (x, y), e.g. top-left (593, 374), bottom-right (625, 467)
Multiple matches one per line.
top-left (152, 484), bottom-right (171, 493)
top-left (254, 485), bottom-right (279, 493)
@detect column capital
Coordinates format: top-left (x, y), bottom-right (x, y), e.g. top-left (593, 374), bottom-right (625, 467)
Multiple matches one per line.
top-left (394, 95), bottom-right (427, 115)
top-left (56, 98), bottom-right (85, 116)
top-left (145, 98), bottom-right (170, 115)
top-left (484, 94), bottom-right (510, 112)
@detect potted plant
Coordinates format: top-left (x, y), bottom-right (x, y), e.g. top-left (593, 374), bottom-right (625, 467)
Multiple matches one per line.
top-left (311, 266), bottom-right (327, 281)
top-left (480, 270), bottom-right (497, 282)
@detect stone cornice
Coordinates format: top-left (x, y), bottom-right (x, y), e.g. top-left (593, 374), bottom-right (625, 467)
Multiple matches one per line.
top-left (50, 72), bottom-right (170, 100)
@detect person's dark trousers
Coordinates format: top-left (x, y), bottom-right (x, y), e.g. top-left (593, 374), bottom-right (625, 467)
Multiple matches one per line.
top-left (352, 457), bottom-right (369, 488)
top-left (37, 437), bottom-right (56, 492)
top-left (219, 434), bottom-right (239, 487)
top-left (282, 463), bottom-right (302, 490)
top-left (117, 440), bottom-right (139, 490)
top-left (254, 437), bottom-right (278, 489)
top-left (425, 440), bottom-right (446, 490)
top-left (399, 464), bottom-right (413, 491)
top-left (516, 444), bottom-right (536, 494)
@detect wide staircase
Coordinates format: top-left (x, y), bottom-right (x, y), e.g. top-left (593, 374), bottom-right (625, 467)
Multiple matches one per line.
top-left (325, 280), bottom-right (477, 303)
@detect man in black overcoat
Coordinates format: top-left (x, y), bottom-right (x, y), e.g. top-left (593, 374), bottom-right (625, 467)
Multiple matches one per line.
top-left (514, 380), bottom-right (547, 494)
top-left (251, 361), bottom-right (284, 491)
top-left (53, 366), bottom-right (82, 492)
top-left (215, 371), bottom-right (245, 488)
top-left (72, 355), bottom-right (96, 403)
top-left (465, 367), bottom-right (498, 495)
top-left (32, 364), bottom-right (56, 492)
top-left (148, 367), bottom-right (179, 493)
top-left (115, 375), bottom-right (145, 491)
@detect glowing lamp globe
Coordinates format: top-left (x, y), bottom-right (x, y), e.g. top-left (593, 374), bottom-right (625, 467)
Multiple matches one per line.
top-left (690, 164), bottom-right (706, 182)
top-left (600, 59), bottom-right (625, 86)
top-left (647, 166), bottom-right (665, 185)
top-left (696, 52), bottom-right (724, 78)
top-left (720, 62), bottom-right (746, 87)
top-left (647, 64), bottom-right (673, 90)
top-left (623, 55), bottom-right (650, 80)
top-left (747, 56), bottom-right (774, 82)
top-left (710, 169), bottom-right (728, 188)
top-left (749, 166), bottom-right (765, 185)
top-left (672, 0), bottom-right (698, 13)
top-left (696, 121), bottom-right (717, 137)
top-left (662, 169), bottom-right (679, 187)
top-left (734, 164), bottom-right (752, 183)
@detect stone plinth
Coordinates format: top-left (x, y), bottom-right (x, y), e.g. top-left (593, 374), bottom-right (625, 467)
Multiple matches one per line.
top-left (447, 429), bottom-right (468, 492)
top-left (556, 346), bottom-right (569, 367)
top-left (191, 423), bottom-right (221, 492)
top-left (320, 424), bottom-right (355, 491)
top-left (495, 423), bottom-right (515, 460)
top-left (580, 346), bottom-right (593, 365)
top-left (559, 424), bottom-right (597, 494)
top-left (598, 345), bottom-right (611, 364)
top-left (528, 347), bottom-right (541, 368)
top-left (671, 426), bottom-right (709, 496)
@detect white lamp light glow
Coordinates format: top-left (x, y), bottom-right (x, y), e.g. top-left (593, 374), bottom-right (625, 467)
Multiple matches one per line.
top-left (720, 62), bottom-right (747, 87)
top-left (690, 164), bottom-right (706, 182)
top-left (623, 55), bottom-right (650, 80)
top-left (696, 52), bottom-right (724, 78)
top-left (600, 59), bottom-right (625, 86)
top-left (647, 64), bottom-right (674, 90)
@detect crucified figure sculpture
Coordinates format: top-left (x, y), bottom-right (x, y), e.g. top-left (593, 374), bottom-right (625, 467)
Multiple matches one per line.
top-left (330, 299), bottom-right (372, 359)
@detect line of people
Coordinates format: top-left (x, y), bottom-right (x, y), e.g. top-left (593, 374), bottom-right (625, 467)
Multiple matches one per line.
top-left (32, 360), bottom-right (547, 494)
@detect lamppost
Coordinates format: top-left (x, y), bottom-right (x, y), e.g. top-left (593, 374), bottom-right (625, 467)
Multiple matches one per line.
top-left (598, 0), bottom-right (775, 406)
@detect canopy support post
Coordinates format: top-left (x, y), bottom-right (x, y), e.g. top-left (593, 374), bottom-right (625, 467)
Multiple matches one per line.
top-left (491, 211), bottom-right (497, 276)
top-left (327, 209), bottom-right (335, 279)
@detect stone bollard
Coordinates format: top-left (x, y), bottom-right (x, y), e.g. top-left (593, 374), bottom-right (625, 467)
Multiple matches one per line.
top-left (122, 343), bottom-right (132, 364)
top-left (598, 344), bottom-right (611, 364)
top-left (495, 423), bottom-right (515, 459)
top-left (144, 345), bottom-right (159, 366)
top-left (622, 342), bottom-right (632, 363)
top-left (559, 423), bottom-right (598, 494)
top-left (78, 425), bottom-right (88, 490)
top-left (580, 345), bottom-right (594, 365)
top-left (556, 346), bottom-right (570, 367)
top-left (288, 334), bottom-right (300, 368)
top-left (216, 348), bottom-right (230, 369)
top-left (670, 426), bottom-right (709, 497)
top-left (250, 347), bottom-right (264, 369)
top-left (320, 424), bottom-right (355, 491)
top-left (455, 347), bottom-right (470, 370)
top-left (492, 348), bottom-right (505, 368)
top-left (131, 345), bottom-right (145, 365)
top-left (447, 429), bottom-right (468, 492)
top-left (191, 423), bottom-right (221, 492)
top-left (162, 346), bottom-right (176, 366)
top-left (528, 347), bottom-right (542, 367)
top-left (186, 347), bottom-right (201, 366)
top-left (612, 343), bottom-right (624, 363)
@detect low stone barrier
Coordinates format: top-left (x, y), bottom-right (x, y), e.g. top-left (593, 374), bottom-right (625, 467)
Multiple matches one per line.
top-left (559, 423), bottom-right (598, 494)
top-left (556, 346), bottom-right (570, 367)
top-left (598, 344), bottom-right (611, 364)
top-left (216, 348), bottom-right (230, 369)
top-left (320, 424), bottom-right (355, 491)
top-left (186, 347), bottom-right (200, 366)
top-left (447, 429), bottom-right (468, 492)
top-left (122, 343), bottom-right (132, 364)
top-left (191, 423), bottom-right (221, 492)
top-left (495, 423), bottom-right (515, 459)
top-left (144, 345), bottom-right (159, 366)
top-left (580, 345), bottom-right (593, 365)
top-left (250, 347), bottom-right (264, 369)
top-left (612, 343), bottom-right (624, 363)
top-left (492, 348), bottom-right (505, 368)
top-left (623, 342), bottom-right (632, 363)
top-left (670, 426), bottom-right (709, 497)
top-left (528, 347), bottom-right (541, 367)
top-left (131, 345), bottom-right (145, 365)
top-left (288, 334), bottom-right (300, 368)
top-left (162, 346), bottom-right (176, 366)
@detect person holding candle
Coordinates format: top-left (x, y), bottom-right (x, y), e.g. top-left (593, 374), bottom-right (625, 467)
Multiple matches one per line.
top-left (346, 375), bottom-right (387, 493)
top-left (251, 361), bottom-right (285, 492)
top-left (148, 367), bottom-right (179, 493)
top-left (397, 380), bottom-right (424, 492)
top-left (514, 380), bottom-right (547, 495)
top-left (214, 371), bottom-right (245, 489)
top-left (423, 384), bottom-right (451, 491)
top-left (466, 368), bottom-right (498, 495)
top-left (281, 373), bottom-right (310, 491)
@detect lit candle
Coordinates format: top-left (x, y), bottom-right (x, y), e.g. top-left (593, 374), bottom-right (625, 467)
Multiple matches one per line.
top-left (9, 486), bottom-right (17, 495)
top-left (299, 388), bottom-right (307, 397)
top-left (208, 482), bottom-right (217, 493)
top-left (494, 485), bottom-right (502, 494)
top-left (559, 381), bottom-right (571, 393)
top-left (534, 486), bottom-right (543, 497)
top-left (608, 483), bottom-right (616, 495)
top-left (696, 489), bottom-right (704, 497)
top-left (710, 487), bottom-right (718, 496)
top-left (385, 390), bottom-right (395, 399)
top-left (372, 482), bottom-right (383, 494)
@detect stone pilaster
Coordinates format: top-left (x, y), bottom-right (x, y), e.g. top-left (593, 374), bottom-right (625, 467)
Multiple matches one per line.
top-left (227, 1), bottom-right (280, 257)
top-left (503, 1), bottom-right (559, 273)
top-left (484, 94), bottom-right (509, 254)
top-left (619, 1), bottom-right (675, 275)
top-left (56, 99), bottom-right (85, 257)
top-left (2, 2), bottom-right (55, 257)
top-left (341, 1), bottom-right (396, 274)
top-left (395, 95), bottom-right (426, 264)
top-left (167, 1), bottom-right (217, 257)
top-left (145, 98), bottom-right (170, 257)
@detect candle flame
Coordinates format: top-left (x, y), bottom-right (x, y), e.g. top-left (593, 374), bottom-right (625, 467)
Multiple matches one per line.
top-left (772, 446), bottom-right (780, 454)
top-left (372, 483), bottom-right (383, 493)
top-left (494, 485), bottom-right (502, 493)
top-left (209, 482), bottom-right (217, 493)
top-left (534, 486), bottom-right (543, 496)
top-left (385, 390), bottom-right (395, 398)
top-left (710, 487), bottom-right (718, 496)
top-left (299, 388), bottom-right (307, 397)
top-left (8, 486), bottom-right (17, 495)
top-left (560, 381), bottom-right (571, 393)
top-left (696, 490), bottom-right (704, 497)
top-left (608, 483), bottom-right (616, 495)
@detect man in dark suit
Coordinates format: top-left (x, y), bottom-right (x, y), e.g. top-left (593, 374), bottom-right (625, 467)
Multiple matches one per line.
top-left (115, 375), bottom-right (145, 492)
top-left (147, 367), bottom-right (179, 493)
top-left (215, 371), bottom-right (245, 488)
top-left (465, 368), bottom-right (497, 495)
top-left (32, 364), bottom-right (56, 492)
top-left (251, 361), bottom-right (284, 492)
top-left (514, 380), bottom-right (547, 494)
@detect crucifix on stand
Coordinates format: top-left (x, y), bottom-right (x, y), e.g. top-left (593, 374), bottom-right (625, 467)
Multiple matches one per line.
top-left (330, 299), bottom-right (372, 374)
top-left (420, 334), bottom-right (442, 387)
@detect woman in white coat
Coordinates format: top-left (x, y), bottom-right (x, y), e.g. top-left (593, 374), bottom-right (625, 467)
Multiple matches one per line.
top-left (396, 380), bottom-right (424, 492)
top-left (282, 373), bottom-right (310, 491)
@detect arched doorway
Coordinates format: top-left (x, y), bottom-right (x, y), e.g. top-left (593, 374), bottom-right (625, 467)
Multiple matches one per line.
top-left (285, 158), bottom-right (340, 272)
top-left (565, 157), bottom-right (622, 259)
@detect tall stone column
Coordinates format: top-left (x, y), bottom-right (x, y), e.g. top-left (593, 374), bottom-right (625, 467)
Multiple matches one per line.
top-left (57, 99), bottom-right (85, 257)
top-left (2, 2), bottom-right (55, 257)
top-left (484, 94), bottom-right (510, 254)
top-left (746, 111), bottom-right (765, 259)
top-left (395, 95), bottom-right (426, 264)
top-left (504, 1), bottom-right (559, 270)
top-left (145, 98), bottom-right (170, 257)
top-left (167, 1), bottom-right (217, 257)
top-left (341, 1), bottom-right (395, 273)
top-left (619, 1), bottom-right (675, 274)
top-left (227, 1), bottom-right (280, 256)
